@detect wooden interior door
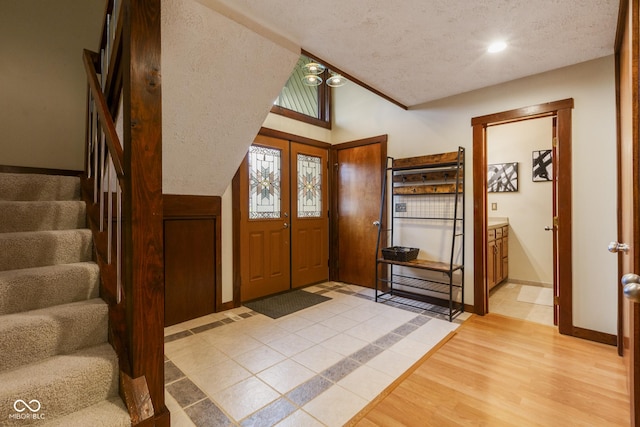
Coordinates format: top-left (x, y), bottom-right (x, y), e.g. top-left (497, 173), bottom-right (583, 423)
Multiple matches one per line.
top-left (334, 140), bottom-right (385, 288)
top-left (291, 142), bottom-right (329, 287)
top-left (239, 135), bottom-right (290, 301)
top-left (617, 0), bottom-right (640, 423)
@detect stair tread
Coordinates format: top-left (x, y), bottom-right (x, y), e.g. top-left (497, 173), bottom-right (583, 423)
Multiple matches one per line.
top-left (0, 229), bottom-right (93, 271)
top-left (0, 262), bottom-right (100, 315)
top-left (0, 343), bottom-right (119, 421)
top-left (0, 200), bottom-right (86, 232)
top-left (0, 299), bottom-right (108, 372)
top-left (41, 396), bottom-right (130, 427)
top-left (0, 173), bottom-right (81, 201)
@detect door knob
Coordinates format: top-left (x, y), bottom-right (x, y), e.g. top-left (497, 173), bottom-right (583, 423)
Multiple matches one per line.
top-left (621, 273), bottom-right (640, 303)
top-left (373, 221), bottom-right (381, 227)
top-left (544, 226), bottom-right (553, 231)
top-left (283, 222), bottom-right (288, 229)
top-left (608, 241), bottom-right (630, 253)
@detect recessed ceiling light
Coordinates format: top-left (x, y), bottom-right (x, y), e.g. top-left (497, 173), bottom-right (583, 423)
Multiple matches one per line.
top-left (488, 41), bottom-right (507, 53)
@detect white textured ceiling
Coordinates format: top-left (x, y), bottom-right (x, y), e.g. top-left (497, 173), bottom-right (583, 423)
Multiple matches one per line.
top-left (215, 0), bottom-right (619, 107)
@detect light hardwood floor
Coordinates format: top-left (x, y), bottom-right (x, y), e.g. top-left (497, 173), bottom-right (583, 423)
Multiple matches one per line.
top-left (350, 314), bottom-right (629, 426)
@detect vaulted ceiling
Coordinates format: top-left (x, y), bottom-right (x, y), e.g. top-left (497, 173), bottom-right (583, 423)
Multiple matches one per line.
top-left (214, 0), bottom-right (620, 108)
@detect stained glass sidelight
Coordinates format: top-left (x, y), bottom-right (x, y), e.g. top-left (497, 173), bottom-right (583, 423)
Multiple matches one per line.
top-left (249, 146), bottom-right (281, 219)
top-left (297, 154), bottom-right (322, 218)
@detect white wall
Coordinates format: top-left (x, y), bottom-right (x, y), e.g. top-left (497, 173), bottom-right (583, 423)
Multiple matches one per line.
top-left (332, 56), bottom-right (618, 334)
top-left (0, 0), bottom-right (104, 170)
top-left (487, 118), bottom-right (554, 286)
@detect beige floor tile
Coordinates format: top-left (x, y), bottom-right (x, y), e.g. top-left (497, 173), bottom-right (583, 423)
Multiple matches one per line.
top-left (319, 314), bottom-right (360, 332)
top-left (257, 359), bottom-right (315, 394)
top-left (211, 376), bottom-right (280, 421)
top-left (338, 365), bottom-right (394, 401)
top-left (320, 333), bottom-right (368, 356)
top-left (366, 348), bottom-right (415, 378)
top-left (191, 358), bottom-right (252, 396)
top-left (267, 333), bottom-right (315, 357)
top-left (274, 315), bottom-right (315, 333)
top-left (274, 410), bottom-right (325, 427)
top-left (170, 343), bottom-right (229, 376)
top-left (204, 333), bottom-right (263, 358)
top-left (295, 323), bottom-right (339, 344)
top-left (303, 385), bottom-right (368, 426)
top-left (296, 306), bottom-right (336, 323)
top-left (164, 334), bottom-right (209, 360)
top-left (292, 344), bottom-right (344, 373)
top-left (234, 345), bottom-right (287, 374)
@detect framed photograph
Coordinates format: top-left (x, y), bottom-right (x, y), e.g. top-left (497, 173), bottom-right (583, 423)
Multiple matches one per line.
top-left (532, 150), bottom-right (552, 182)
top-left (488, 162), bottom-right (518, 192)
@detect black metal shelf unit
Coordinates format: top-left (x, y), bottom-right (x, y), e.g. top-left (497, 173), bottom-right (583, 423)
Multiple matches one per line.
top-left (374, 147), bottom-right (465, 321)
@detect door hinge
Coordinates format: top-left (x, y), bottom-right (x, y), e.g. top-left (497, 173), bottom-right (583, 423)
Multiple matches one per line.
top-left (552, 137), bottom-right (558, 147)
top-left (554, 295), bottom-right (560, 305)
top-left (553, 216), bottom-right (559, 227)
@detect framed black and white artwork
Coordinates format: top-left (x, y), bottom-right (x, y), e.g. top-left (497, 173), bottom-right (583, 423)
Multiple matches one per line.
top-left (532, 150), bottom-right (552, 182)
top-left (488, 162), bottom-right (518, 192)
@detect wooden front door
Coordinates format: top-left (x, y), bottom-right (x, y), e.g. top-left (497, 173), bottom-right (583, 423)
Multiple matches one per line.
top-left (333, 138), bottom-right (386, 288)
top-left (291, 142), bottom-right (329, 288)
top-left (617, 0), bottom-right (640, 423)
top-left (239, 135), bottom-right (291, 301)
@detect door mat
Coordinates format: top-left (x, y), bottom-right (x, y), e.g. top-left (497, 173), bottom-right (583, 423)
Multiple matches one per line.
top-left (516, 285), bottom-right (553, 306)
top-left (244, 290), bottom-right (331, 319)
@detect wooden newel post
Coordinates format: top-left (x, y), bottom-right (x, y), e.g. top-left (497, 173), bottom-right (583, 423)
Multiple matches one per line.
top-left (122, 0), bottom-right (167, 424)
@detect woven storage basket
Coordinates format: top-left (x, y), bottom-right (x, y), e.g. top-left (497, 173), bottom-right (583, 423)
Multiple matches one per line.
top-left (381, 246), bottom-right (419, 262)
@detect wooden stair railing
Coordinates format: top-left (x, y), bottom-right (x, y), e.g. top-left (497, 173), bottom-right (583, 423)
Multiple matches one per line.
top-left (82, 1), bottom-right (167, 426)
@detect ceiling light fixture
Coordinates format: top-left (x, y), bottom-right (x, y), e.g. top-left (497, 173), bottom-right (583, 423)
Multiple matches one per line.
top-left (303, 61), bottom-right (325, 75)
top-left (303, 74), bottom-right (323, 86)
top-left (326, 73), bottom-right (346, 87)
top-left (488, 41), bottom-right (507, 53)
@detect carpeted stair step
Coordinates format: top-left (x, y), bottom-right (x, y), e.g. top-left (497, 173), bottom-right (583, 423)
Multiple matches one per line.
top-left (0, 343), bottom-right (119, 424)
top-left (0, 173), bottom-right (81, 202)
top-left (0, 299), bottom-right (108, 373)
top-left (0, 262), bottom-right (100, 316)
top-left (0, 229), bottom-right (92, 272)
top-left (41, 397), bottom-right (130, 427)
top-left (0, 200), bottom-right (86, 233)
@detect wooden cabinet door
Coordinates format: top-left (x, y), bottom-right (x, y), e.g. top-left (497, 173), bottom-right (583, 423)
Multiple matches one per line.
top-left (487, 239), bottom-right (496, 290)
top-left (495, 238), bottom-right (504, 283)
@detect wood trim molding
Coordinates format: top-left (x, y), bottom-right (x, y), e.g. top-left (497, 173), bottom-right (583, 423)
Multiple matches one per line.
top-left (259, 127), bottom-right (331, 148)
top-left (571, 326), bottom-right (618, 346)
top-left (472, 124), bottom-right (488, 315)
top-left (471, 100), bottom-right (575, 337)
top-left (0, 165), bottom-right (83, 176)
top-left (333, 134), bottom-right (389, 150)
top-left (302, 49), bottom-right (408, 111)
top-left (471, 99), bottom-right (574, 127)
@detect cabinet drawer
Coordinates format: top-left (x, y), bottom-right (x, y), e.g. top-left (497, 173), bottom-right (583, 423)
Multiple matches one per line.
top-left (502, 237), bottom-right (508, 257)
top-left (502, 225), bottom-right (509, 236)
top-left (488, 228), bottom-right (496, 241)
top-left (495, 227), bottom-right (503, 239)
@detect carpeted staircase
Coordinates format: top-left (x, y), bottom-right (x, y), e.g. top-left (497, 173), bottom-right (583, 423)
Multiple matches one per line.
top-left (0, 173), bottom-right (130, 426)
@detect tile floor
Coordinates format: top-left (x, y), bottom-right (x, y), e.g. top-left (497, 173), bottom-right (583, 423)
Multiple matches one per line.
top-left (489, 281), bottom-right (554, 326)
top-left (163, 282), bottom-right (469, 427)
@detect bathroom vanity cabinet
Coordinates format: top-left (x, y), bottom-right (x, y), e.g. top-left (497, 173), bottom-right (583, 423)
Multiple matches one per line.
top-left (487, 222), bottom-right (509, 291)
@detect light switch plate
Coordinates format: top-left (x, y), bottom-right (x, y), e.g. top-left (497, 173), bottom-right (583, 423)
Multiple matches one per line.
top-left (491, 203), bottom-right (497, 211)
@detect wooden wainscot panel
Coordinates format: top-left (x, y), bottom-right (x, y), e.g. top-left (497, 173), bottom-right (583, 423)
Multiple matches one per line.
top-left (163, 194), bottom-right (222, 327)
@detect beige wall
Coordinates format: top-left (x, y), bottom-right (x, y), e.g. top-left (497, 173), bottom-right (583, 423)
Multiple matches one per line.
top-left (161, 0), bottom-right (299, 197)
top-left (487, 118), bottom-right (554, 286)
top-left (331, 56), bottom-right (618, 334)
top-left (0, 0), bottom-right (104, 170)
